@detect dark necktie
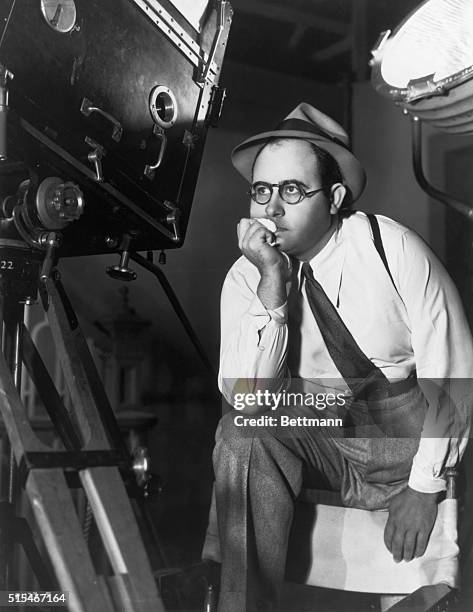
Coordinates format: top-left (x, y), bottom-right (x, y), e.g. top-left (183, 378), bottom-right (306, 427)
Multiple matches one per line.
top-left (301, 262), bottom-right (387, 395)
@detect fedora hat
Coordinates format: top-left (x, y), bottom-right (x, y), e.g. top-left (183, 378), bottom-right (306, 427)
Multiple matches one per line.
top-left (231, 102), bottom-right (366, 202)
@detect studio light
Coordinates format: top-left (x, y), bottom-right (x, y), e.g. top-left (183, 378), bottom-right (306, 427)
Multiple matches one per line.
top-left (371, 0), bottom-right (473, 135)
top-left (370, 0), bottom-right (473, 220)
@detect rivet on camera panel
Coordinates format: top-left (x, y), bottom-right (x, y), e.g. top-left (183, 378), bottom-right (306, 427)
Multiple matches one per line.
top-left (149, 86), bottom-right (178, 129)
top-left (40, 0), bottom-right (77, 34)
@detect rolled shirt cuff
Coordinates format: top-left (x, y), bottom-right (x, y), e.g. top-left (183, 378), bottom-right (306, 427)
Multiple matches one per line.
top-left (247, 295), bottom-right (287, 325)
top-left (408, 463), bottom-right (447, 494)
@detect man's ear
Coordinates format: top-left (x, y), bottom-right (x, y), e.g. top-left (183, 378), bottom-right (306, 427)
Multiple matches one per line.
top-left (329, 183), bottom-right (347, 214)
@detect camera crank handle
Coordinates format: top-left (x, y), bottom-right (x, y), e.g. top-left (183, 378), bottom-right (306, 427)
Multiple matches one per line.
top-left (39, 232), bottom-right (62, 281)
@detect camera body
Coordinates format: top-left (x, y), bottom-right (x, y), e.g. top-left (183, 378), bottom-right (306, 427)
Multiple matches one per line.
top-left (0, 0), bottom-right (232, 256)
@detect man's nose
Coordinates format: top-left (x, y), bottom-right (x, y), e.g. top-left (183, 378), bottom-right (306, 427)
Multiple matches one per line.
top-left (265, 192), bottom-right (285, 217)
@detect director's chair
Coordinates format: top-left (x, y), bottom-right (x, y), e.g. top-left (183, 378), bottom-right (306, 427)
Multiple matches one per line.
top-left (286, 470), bottom-right (459, 611)
top-left (203, 468), bottom-right (460, 611)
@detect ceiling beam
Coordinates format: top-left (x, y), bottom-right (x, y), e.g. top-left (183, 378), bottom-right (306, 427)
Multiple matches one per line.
top-left (235, 0), bottom-right (350, 36)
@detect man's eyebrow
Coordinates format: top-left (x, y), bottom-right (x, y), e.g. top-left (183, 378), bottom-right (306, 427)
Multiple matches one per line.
top-left (283, 178), bottom-right (309, 188)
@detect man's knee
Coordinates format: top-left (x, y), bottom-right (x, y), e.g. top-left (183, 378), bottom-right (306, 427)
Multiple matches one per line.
top-left (215, 410), bottom-right (248, 443)
top-left (216, 410), bottom-right (281, 442)
top-left (212, 412), bottom-right (254, 474)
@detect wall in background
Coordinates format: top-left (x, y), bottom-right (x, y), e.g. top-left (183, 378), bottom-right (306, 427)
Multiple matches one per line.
top-left (352, 80), bottom-right (473, 266)
top-left (352, 82), bottom-right (433, 241)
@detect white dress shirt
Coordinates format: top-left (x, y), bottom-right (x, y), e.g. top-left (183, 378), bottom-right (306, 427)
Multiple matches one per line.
top-left (218, 211), bottom-right (473, 493)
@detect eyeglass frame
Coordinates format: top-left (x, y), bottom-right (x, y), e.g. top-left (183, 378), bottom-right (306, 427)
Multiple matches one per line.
top-left (248, 179), bottom-right (325, 205)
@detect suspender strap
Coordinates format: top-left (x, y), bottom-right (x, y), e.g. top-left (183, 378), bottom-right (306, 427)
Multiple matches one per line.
top-left (367, 213), bottom-right (397, 292)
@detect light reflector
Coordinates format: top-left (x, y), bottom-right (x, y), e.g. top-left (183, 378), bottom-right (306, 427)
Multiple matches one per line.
top-left (371, 0), bottom-right (473, 134)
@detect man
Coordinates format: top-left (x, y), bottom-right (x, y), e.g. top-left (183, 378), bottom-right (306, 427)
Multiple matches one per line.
top-left (203, 103), bottom-right (473, 611)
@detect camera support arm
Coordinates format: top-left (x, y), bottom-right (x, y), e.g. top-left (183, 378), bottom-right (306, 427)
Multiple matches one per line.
top-left (130, 251), bottom-right (216, 379)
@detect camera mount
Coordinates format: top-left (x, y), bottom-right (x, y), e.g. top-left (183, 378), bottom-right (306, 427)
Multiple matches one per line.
top-left (0, 167), bottom-right (165, 608)
top-left (0, 0), bottom-right (232, 605)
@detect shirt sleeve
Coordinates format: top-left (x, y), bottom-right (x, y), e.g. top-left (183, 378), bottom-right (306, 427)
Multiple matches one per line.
top-left (218, 261), bottom-right (290, 408)
top-left (396, 230), bottom-right (473, 493)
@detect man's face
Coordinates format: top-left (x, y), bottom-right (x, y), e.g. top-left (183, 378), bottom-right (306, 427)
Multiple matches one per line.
top-left (250, 139), bottom-right (338, 261)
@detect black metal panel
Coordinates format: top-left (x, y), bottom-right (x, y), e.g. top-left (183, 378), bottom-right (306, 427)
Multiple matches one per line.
top-left (0, 0), bottom-right (232, 255)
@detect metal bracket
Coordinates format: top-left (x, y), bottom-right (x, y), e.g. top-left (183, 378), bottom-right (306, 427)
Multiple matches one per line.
top-left (197, 0), bottom-right (226, 85)
top-left (0, 64), bottom-right (14, 87)
top-left (131, 0), bottom-right (219, 81)
top-left (132, 446), bottom-right (151, 489)
top-left (182, 130), bottom-right (198, 149)
top-left (405, 76), bottom-right (446, 104)
top-left (85, 136), bottom-right (105, 182)
top-left (21, 450), bottom-right (126, 473)
top-left (163, 200), bottom-right (180, 242)
top-left (0, 65), bottom-right (14, 160)
top-left (369, 29), bottom-right (391, 65)
top-left (205, 85), bottom-right (227, 127)
top-left (80, 97), bottom-right (123, 142)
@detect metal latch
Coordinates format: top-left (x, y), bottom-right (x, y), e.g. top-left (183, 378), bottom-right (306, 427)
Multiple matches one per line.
top-left (144, 125), bottom-right (167, 180)
top-left (81, 97), bottom-right (123, 142)
top-left (85, 137), bottom-right (105, 182)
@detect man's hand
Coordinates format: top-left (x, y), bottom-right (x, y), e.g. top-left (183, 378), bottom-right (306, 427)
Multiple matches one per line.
top-left (238, 218), bottom-right (291, 310)
top-left (384, 487), bottom-right (439, 562)
top-left (237, 218), bottom-right (289, 278)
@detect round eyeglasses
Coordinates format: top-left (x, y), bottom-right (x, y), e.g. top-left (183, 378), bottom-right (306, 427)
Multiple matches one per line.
top-left (248, 180), bottom-right (324, 205)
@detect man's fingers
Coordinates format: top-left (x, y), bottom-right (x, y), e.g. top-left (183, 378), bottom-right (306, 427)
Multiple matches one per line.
top-left (384, 519), bottom-right (395, 553)
top-left (238, 218), bottom-right (258, 247)
top-left (239, 218), bottom-right (274, 253)
top-left (391, 530), bottom-right (405, 563)
top-left (414, 530), bottom-right (429, 559)
top-left (385, 487), bottom-right (438, 564)
top-left (385, 521), bottom-right (418, 562)
top-left (245, 220), bottom-right (270, 245)
top-left (254, 218), bottom-right (277, 244)
top-left (402, 531), bottom-right (417, 562)
top-left (237, 219), bottom-right (254, 249)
